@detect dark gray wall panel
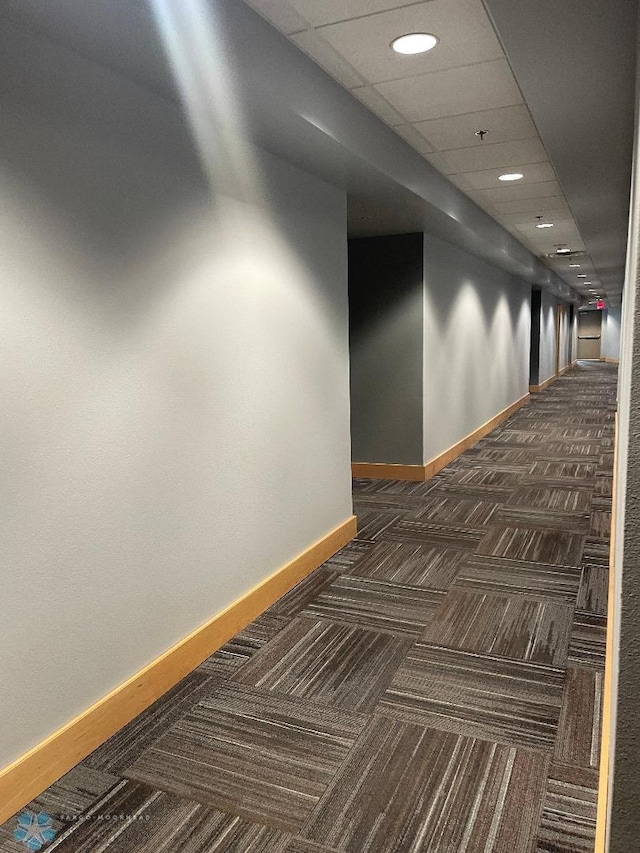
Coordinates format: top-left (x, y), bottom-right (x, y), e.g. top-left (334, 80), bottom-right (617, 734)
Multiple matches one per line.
top-left (349, 234), bottom-right (424, 465)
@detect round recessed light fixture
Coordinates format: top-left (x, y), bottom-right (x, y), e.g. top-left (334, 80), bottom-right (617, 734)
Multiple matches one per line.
top-left (569, 263), bottom-right (581, 267)
top-left (391, 33), bottom-right (438, 55)
top-left (556, 248), bottom-right (571, 254)
top-left (536, 222), bottom-right (554, 229)
top-left (577, 274), bottom-right (587, 278)
top-left (498, 172), bottom-right (524, 182)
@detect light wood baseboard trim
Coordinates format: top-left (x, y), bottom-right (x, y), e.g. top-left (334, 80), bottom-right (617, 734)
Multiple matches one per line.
top-left (424, 393), bottom-right (530, 478)
top-left (351, 462), bottom-right (426, 481)
top-left (601, 357), bottom-right (620, 364)
top-left (530, 374), bottom-right (558, 393)
top-left (352, 394), bottom-right (529, 482)
top-left (595, 414), bottom-right (618, 852)
top-left (0, 515), bottom-right (356, 824)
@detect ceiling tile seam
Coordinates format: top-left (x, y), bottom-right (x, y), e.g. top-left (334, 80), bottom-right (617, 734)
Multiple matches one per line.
top-left (367, 56), bottom-right (519, 88)
top-left (350, 87), bottom-right (412, 127)
top-left (473, 179), bottom-right (565, 191)
top-left (435, 160), bottom-right (561, 178)
top-left (311, 0), bottom-right (437, 30)
top-left (289, 28), bottom-right (370, 89)
top-left (365, 96), bottom-right (528, 124)
top-left (420, 133), bottom-right (545, 153)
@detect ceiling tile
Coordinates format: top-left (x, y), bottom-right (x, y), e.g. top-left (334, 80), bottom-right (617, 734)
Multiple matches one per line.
top-left (515, 222), bottom-right (585, 253)
top-left (351, 85), bottom-right (407, 126)
top-left (481, 180), bottom-right (563, 202)
top-left (423, 151), bottom-right (451, 173)
top-left (286, 0), bottom-right (435, 27)
top-left (465, 191), bottom-right (499, 215)
top-left (493, 195), bottom-right (568, 215)
top-left (317, 0), bottom-right (503, 84)
top-left (498, 211), bottom-right (576, 228)
top-left (375, 59), bottom-right (522, 122)
top-left (463, 161), bottom-right (556, 189)
top-left (244, 0), bottom-right (311, 34)
top-left (393, 124), bottom-right (434, 153)
top-left (447, 173), bottom-right (474, 191)
top-left (437, 137), bottom-right (547, 174)
top-left (291, 30), bottom-right (366, 88)
top-left (415, 104), bottom-right (538, 151)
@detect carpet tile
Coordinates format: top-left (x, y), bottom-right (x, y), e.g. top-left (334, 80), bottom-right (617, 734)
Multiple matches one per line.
top-left (457, 556), bottom-right (581, 604)
top-left (126, 684), bottom-right (367, 832)
top-left (421, 586), bottom-right (573, 666)
top-left (568, 611), bottom-right (607, 669)
top-left (577, 566), bottom-right (609, 615)
top-left (234, 616), bottom-right (411, 712)
top-left (348, 539), bottom-right (466, 589)
top-left (536, 765), bottom-right (598, 853)
top-left (300, 575), bottom-right (445, 636)
top-left (382, 518), bottom-right (485, 550)
top-left (197, 614), bottom-right (291, 679)
top-left (84, 672), bottom-right (216, 774)
top-left (554, 668), bottom-right (603, 769)
top-left (303, 716), bottom-right (549, 853)
top-left (476, 524), bottom-right (585, 567)
top-left (379, 643), bottom-right (565, 750)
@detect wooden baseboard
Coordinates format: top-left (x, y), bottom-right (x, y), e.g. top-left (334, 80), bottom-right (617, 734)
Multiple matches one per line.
top-left (351, 462), bottom-right (426, 481)
top-left (601, 357), bottom-right (620, 364)
top-left (352, 393), bottom-right (529, 482)
top-left (530, 374), bottom-right (558, 393)
top-left (595, 414), bottom-right (618, 852)
top-left (0, 515), bottom-right (357, 824)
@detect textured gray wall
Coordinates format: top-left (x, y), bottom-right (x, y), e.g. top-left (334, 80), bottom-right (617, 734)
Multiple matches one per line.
top-left (608, 238), bottom-right (640, 852)
top-left (349, 234), bottom-right (424, 465)
top-left (607, 49), bottom-right (640, 845)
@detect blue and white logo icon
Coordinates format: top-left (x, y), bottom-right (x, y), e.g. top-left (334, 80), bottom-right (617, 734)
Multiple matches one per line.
top-left (14, 810), bottom-right (57, 851)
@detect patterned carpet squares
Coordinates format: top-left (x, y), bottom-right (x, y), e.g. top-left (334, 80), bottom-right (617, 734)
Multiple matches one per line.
top-left (1, 362), bottom-right (616, 852)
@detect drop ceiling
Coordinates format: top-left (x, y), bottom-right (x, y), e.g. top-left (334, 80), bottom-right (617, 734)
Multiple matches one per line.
top-left (245, 0), bottom-right (636, 304)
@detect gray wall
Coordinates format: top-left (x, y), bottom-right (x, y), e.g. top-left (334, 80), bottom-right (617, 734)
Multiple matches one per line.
top-left (558, 303), bottom-right (571, 370)
top-left (603, 305), bottom-right (623, 360)
top-left (539, 291), bottom-right (560, 383)
top-left (349, 234), bottom-right (424, 465)
top-left (0, 17), bottom-right (352, 768)
top-left (423, 234), bottom-right (531, 462)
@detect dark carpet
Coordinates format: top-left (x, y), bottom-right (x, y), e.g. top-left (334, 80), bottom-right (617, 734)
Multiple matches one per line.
top-left (1, 362), bottom-right (616, 853)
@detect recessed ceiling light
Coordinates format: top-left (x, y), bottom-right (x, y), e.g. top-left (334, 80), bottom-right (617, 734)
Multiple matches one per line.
top-left (498, 172), bottom-right (524, 181)
top-left (392, 33), bottom-right (438, 54)
top-left (556, 248), bottom-right (571, 254)
top-left (536, 222), bottom-right (554, 228)
top-left (577, 274), bottom-right (587, 278)
top-left (569, 263), bottom-right (581, 267)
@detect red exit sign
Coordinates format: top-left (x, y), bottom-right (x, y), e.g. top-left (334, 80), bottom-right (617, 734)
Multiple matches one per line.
top-left (596, 299), bottom-right (605, 310)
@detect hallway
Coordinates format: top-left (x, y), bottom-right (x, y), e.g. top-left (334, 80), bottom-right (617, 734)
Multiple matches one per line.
top-left (2, 363), bottom-right (616, 853)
